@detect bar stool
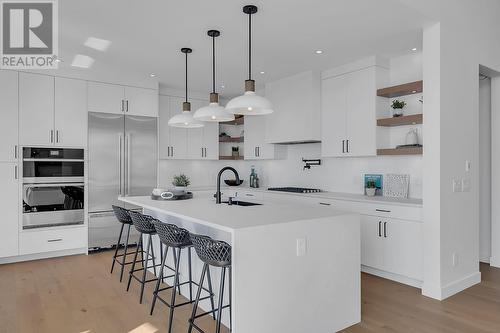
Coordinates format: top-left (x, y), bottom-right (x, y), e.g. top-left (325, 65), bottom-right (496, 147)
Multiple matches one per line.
top-left (127, 211), bottom-right (163, 304)
top-left (150, 220), bottom-right (217, 333)
top-left (110, 205), bottom-right (134, 282)
top-left (188, 234), bottom-right (232, 333)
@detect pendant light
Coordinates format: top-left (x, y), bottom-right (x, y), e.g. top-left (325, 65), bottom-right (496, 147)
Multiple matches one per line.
top-left (194, 30), bottom-right (235, 122)
top-left (168, 48), bottom-right (204, 128)
top-left (226, 5), bottom-right (273, 115)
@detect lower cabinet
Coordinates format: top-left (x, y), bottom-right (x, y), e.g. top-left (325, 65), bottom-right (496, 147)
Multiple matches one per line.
top-left (361, 215), bottom-right (423, 281)
top-left (0, 163), bottom-right (19, 259)
top-left (19, 226), bottom-right (87, 256)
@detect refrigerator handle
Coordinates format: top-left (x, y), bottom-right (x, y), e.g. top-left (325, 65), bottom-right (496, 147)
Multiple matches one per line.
top-left (119, 134), bottom-right (123, 196)
top-left (126, 134), bottom-right (131, 195)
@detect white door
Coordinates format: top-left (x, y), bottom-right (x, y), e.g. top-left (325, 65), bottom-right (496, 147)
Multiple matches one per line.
top-left (19, 73), bottom-right (55, 146)
top-left (125, 86), bottom-right (158, 117)
top-left (202, 123), bottom-right (219, 160)
top-left (55, 77), bottom-right (87, 147)
top-left (346, 67), bottom-right (377, 156)
top-left (158, 95), bottom-right (171, 159)
top-left (360, 215), bottom-right (384, 269)
top-left (0, 70), bottom-right (18, 162)
top-left (0, 163), bottom-right (19, 258)
top-left (168, 97), bottom-right (187, 159)
top-left (88, 82), bottom-right (124, 114)
top-left (383, 219), bottom-right (423, 280)
top-left (321, 74), bottom-right (347, 157)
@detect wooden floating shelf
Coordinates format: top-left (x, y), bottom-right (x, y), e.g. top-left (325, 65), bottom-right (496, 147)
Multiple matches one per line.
top-left (377, 80), bottom-right (423, 98)
top-left (377, 114), bottom-right (423, 127)
top-left (221, 116), bottom-right (244, 126)
top-left (377, 147), bottom-right (423, 156)
top-left (219, 137), bottom-right (244, 143)
top-left (219, 155), bottom-right (244, 160)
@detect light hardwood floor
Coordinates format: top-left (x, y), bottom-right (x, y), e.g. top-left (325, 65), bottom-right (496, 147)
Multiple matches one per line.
top-left (1, 251), bottom-right (499, 333)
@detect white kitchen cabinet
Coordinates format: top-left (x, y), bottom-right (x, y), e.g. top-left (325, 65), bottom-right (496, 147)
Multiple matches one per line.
top-left (19, 226), bottom-right (87, 255)
top-left (265, 71), bottom-right (321, 144)
top-left (159, 95), bottom-right (218, 160)
top-left (244, 115), bottom-right (286, 160)
top-left (55, 77), bottom-right (87, 147)
top-left (19, 73), bottom-right (55, 146)
top-left (125, 86), bottom-right (159, 117)
top-left (88, 82), bottom-right (158, 116)
top-left (361, 215), bottom-right (423, 281)
top-left (0, 163), bottom-right (19, 258)
top-left (0, 70), bottom-right (19, 162)
top-left (321, 66), bottom-right (387, 157)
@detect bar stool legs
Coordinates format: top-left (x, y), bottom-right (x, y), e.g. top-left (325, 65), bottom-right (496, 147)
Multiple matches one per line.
top-left (110, 223), bottom-right (133, 282)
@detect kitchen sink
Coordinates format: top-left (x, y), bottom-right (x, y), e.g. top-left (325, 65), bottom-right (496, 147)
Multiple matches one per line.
top-left (222, 200), bottom-right (262, 207)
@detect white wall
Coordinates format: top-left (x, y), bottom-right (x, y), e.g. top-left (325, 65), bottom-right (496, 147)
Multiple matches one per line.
top-left (479, 77), bottom-right (491, 263)
top-left (159, 53), bottom-right (423, 198)
top-left (397, 0), bottom-right (500, 299)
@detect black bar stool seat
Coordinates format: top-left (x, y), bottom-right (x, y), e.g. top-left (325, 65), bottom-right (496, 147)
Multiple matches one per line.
top-left (188, 234), bottom-right (232, 333)
top-left (110, 205), bottom-right (135, 282)
top-left (127, 211), bottom-right (164, 304)
top-left (150, 220), bottom-right (216, 333)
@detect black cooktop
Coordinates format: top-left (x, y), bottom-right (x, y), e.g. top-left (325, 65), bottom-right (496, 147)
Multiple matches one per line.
top-left (268, 187), bottom-right (322, 194)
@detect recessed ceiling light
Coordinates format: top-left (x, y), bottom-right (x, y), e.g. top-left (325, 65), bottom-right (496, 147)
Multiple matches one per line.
top-left (149, 73), bottom-right (156, 77)
top-left (71, 54), bottom-right (94, 68)
top-left (260, 71), bottom-right (265, 74)
top-left (84, 37), bottom-right (112, 52)
top-left (411, 47), bottom-right (417, 51)
top-left (315, 50), bottom-right (323, 54)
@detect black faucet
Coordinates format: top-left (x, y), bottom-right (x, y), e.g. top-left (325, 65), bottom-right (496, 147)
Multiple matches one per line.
top-left (215, 166), bottom-right (240, 204)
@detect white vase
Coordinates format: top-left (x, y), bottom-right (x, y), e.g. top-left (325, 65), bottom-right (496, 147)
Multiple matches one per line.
top-left (392, 108), bottom-right (404, 117)
top-left (366, 188), bottom-right (376, 196)
top-left (174, 186), bottom-right (187, 192)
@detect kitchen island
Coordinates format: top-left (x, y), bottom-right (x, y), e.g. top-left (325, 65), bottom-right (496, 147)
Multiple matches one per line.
top-left (119, 191), bottom-right (360, 333)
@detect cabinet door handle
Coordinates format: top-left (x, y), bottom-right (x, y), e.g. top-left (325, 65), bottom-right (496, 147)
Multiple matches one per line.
top-left (121, 99), bottom-right (124, 112)
top-left (342, 140), bottom-right (345, 153)
top-left (126, 100), bottom-right (129, 112)
top-left (319, 202), bottom-right (331, 206)
top-left (50, 130), bottom-right (54, 143)
top-left (258, 147), bottom-right (260, 157)
top-left (56, 130), bottom-right (59, 143)
top-left (14, 165), bottom-right (18, 180)
top-left (383, 222), bottom-right (387, 238)
top-left (376, 209), bottom-right (391, 213)
top-left (378, 221), bottom-right (382, 237)
top-left (346, 140), bottom-right (349, 153)
top-left (171, 146), bottom-right (174, 157)
top-left (255, 147), bottom-right (257, 157)
top-left (47, 238), bottom-right (63, 243)
top-left (14, 145), bottom-right (17, 159)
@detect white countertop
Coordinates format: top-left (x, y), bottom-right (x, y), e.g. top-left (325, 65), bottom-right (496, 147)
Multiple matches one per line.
top-left (119, 191), bottom-right (354, 233)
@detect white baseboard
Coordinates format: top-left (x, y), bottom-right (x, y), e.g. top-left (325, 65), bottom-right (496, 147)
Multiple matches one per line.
top-left (490, 256), bottom-right (500, 268)
top-left (0, 248), bottom-right (88, 265)
top-left (423, 271), bottom-right (481, 300)
top-left (361, 265), bottom-right (422, 288)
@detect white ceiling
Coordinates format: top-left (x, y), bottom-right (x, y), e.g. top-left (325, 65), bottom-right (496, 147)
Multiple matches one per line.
top-left (56, 0), bottom-right (431, 97)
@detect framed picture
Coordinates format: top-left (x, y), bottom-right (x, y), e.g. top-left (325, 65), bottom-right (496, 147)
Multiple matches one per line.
top-left (364, 174), bottom-right (383, 196)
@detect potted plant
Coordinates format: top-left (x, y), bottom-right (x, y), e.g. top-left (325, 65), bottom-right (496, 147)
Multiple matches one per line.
top-left (365, 180), bottom-right (377, 197)
top-left (391, 99), bottom-right (407, 117)
top-left (172, 174), bottom-right (190, 191)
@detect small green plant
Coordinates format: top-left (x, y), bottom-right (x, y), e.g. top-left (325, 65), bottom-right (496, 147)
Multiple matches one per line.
top-left (172, 174), bottom-right (190, 187)
top-left (391, 99), bottom-right (407, 109)
top-left (366, 180), bottom-right (376, 189)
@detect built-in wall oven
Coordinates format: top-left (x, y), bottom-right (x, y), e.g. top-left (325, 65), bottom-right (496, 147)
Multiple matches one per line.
top-left (22, 147), bottom-right (85, 230)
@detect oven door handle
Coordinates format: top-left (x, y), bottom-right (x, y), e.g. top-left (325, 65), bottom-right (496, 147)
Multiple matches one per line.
top-left (23, 183), bottom-right (85, 188)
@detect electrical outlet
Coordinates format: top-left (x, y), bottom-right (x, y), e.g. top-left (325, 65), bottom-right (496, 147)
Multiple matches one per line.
top-left (462, 178), bottom-right (471, 192)
top-left (452, 253), bottom-right (459, 267)
top-left (296, 238), bottom-right (307, 257)
top-left (453, 179), bottom-right (462, 193)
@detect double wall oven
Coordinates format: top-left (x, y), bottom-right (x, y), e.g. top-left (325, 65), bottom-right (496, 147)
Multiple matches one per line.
top-left (22, 147), bottom-right (85, 229)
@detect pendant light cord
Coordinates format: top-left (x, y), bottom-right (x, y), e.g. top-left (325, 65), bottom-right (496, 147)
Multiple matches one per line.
top-left (212, 35), bottom-right (216, 94)
top-left (185, 51), bottom-right (188, 103)
top-left (248, 12), bottom-right (252, 80)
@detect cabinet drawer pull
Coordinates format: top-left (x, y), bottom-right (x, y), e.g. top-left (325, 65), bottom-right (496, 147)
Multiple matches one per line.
top-left (47, 238), bottom-right (63, 243)
top-left (378, 221), bottom-right (382, 237)
top-left (245, 193), bottom-right (254, 197)
top-left (376, 209), bottom-right (391, 213)
top-left (319, 202), bottom-right (331, 206)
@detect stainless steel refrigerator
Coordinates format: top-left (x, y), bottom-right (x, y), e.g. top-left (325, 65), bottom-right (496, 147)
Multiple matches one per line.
top-left (88, 112), bottom-right (157, 249)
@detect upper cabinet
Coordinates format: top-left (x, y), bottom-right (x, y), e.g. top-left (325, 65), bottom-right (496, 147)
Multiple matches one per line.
top-left (19, 73), bottom-right (87, 147)
top-left (88, 82), bottom-right (158, 117)
top-left (19, 73), bottom-right (55, 146)
top-left (244, 115), bottom-right (286, 160)
top-left (0, 70), bottom-right (19, 162)
top-left (321, 61), bottom-right (388, 157)
top-left (265, 71), bottom-right (321, 144)
top-left (55, 77), bottom-right (87, 147)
